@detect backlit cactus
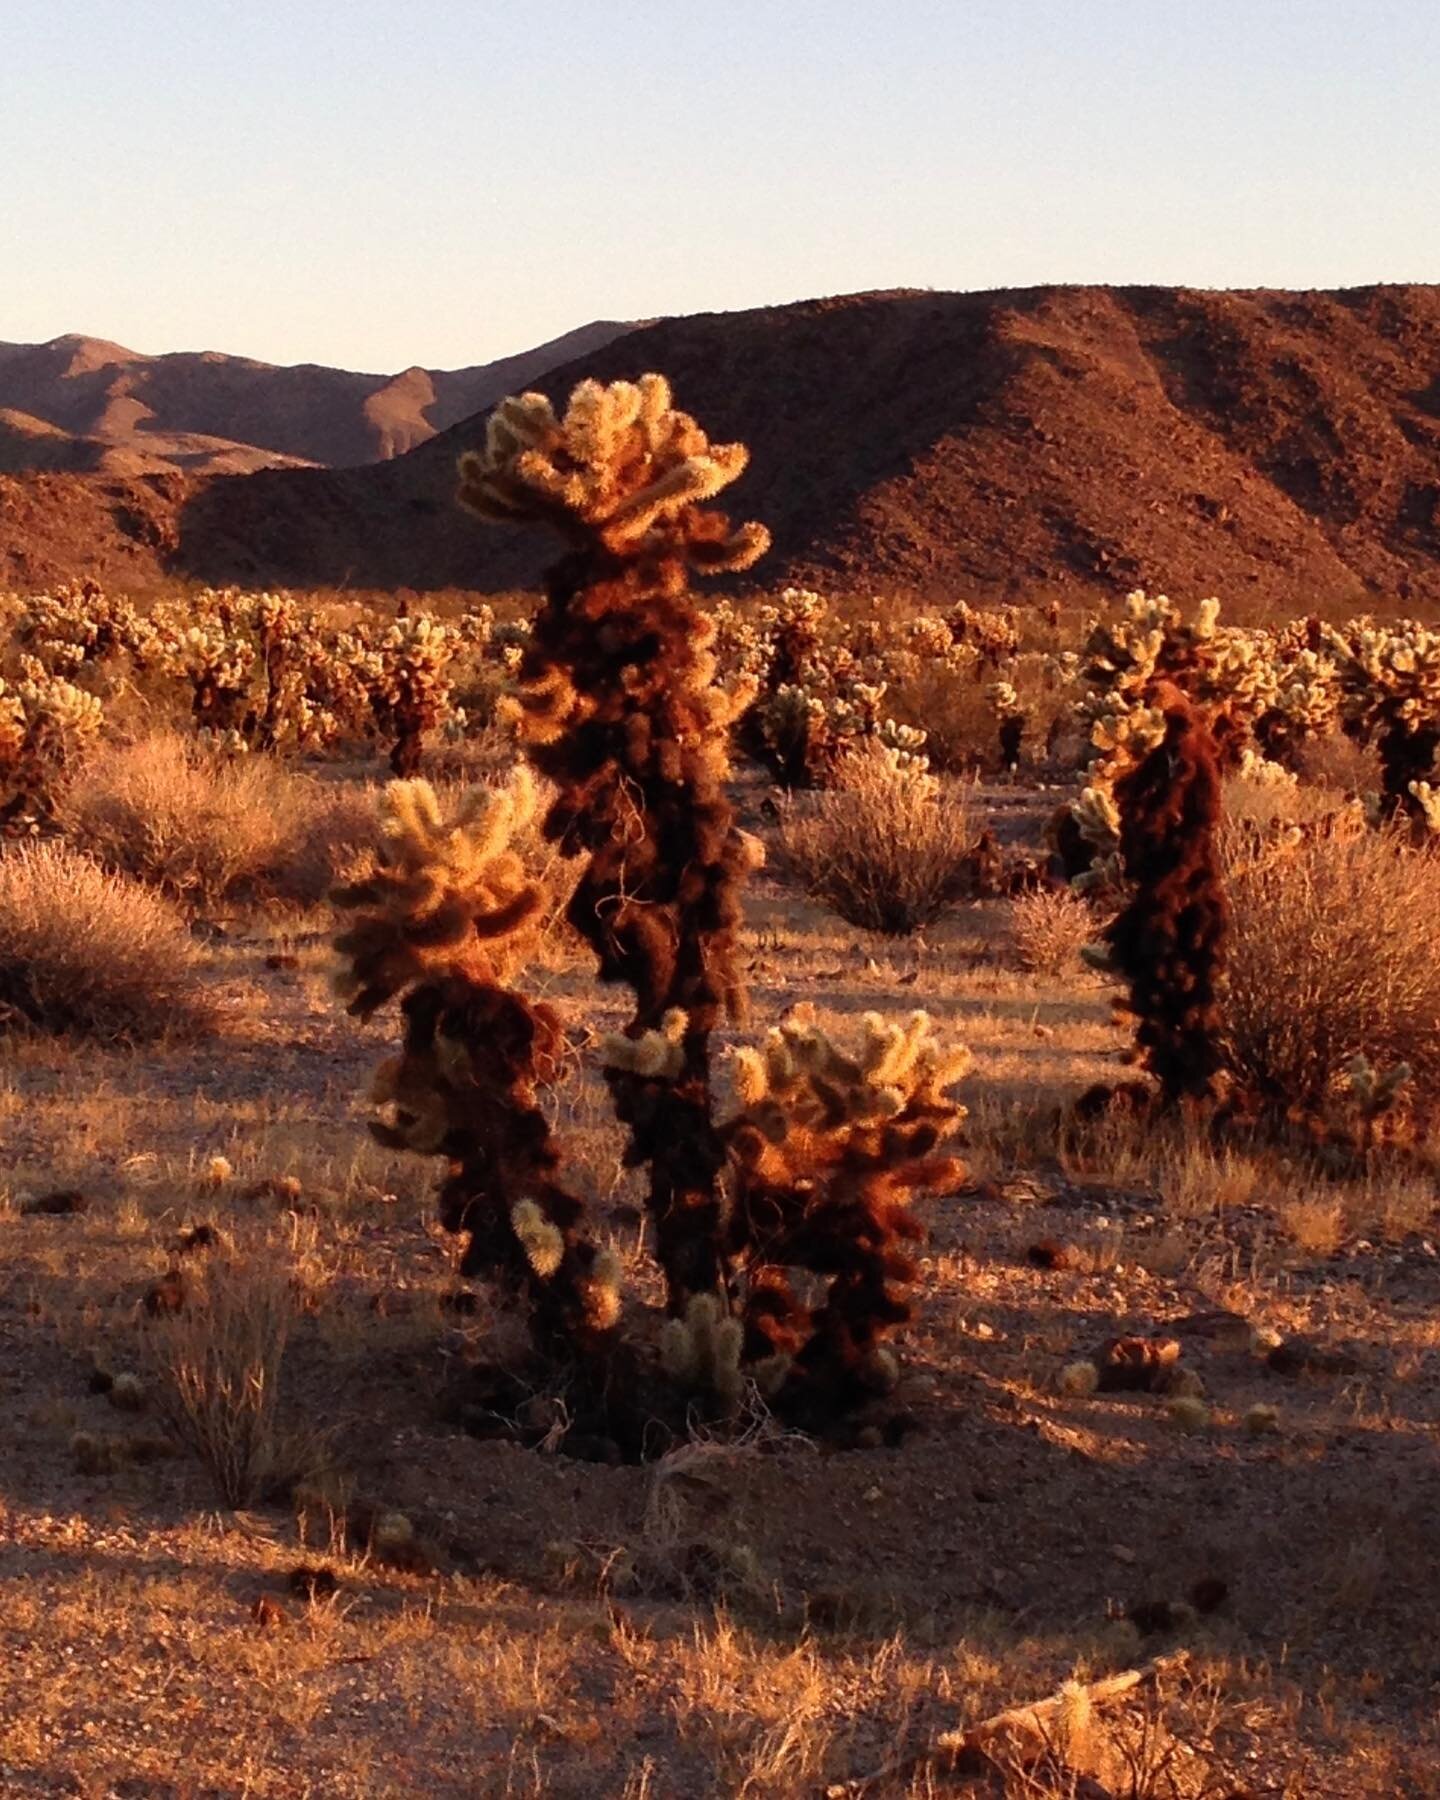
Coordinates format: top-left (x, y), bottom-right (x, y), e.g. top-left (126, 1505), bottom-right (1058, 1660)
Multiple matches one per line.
top-left (332, 770), bottom-right (615, 1355)
top-left (718, 1005), bottom-right (971, 1419)
top-left (1326, 618), bottom-right (1440, 827)
top-left (458, 374), bottom-right (767, 1308)
top-left (1099, 682), bottom-right (1230, 1109)
top-left (429, 373), bottom-right (971, 1436)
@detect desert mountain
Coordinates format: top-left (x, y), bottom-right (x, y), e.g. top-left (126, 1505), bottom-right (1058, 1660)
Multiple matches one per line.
top-left (0, 320), bottom-right (636, 476)
top-left (3, 285), bottom-right (1440, 609)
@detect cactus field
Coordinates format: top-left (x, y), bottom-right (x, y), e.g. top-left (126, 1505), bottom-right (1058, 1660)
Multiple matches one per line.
top-left (1, 383), bottom-right (1440, 1796)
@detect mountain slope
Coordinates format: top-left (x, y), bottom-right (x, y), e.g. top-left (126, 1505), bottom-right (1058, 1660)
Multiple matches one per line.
top-left (0, 320), bottom-right (637, 475)
top-left (4, 285), bottom-right (1440, 608)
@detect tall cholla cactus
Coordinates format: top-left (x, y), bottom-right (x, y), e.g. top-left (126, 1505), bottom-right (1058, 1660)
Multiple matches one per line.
top-left (457, 374), bottom-right (766, 1306)
top-left (1096, 682), bottom-right (1230, 1110)
top-left (332, 772), bottom-right (620, 1353)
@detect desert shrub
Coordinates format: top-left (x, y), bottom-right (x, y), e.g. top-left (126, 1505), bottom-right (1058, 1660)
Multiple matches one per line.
top-left (887, 661), bottom-right (995, 774)
top-left (779, 744), bottom-right (977, 933)
top-left (1222, 769), bottom-right (1347, 838)
top-left (1225, 823), bottom-right (1440, 1112)
top-left (1010, 886), bottom-right (1095, 974)
top-left (60, 733), bottom-right (375, 908)
top-left (1295, 730), bottom-right (1381, 797)
top-left (0, 841), bottom-right (213, 1042)
top-left (142, 1249), bottom-right (305, 1506)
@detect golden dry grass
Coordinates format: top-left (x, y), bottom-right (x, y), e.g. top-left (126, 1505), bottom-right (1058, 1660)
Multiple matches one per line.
top-left (60, 731), bottom-right (376, 909)
top-left (778, 745), bottom-right (978, 933)
top-left (0, 840), bottom-right (217, 1042)
top-left (1225, 823), bottom-right (1440, 1111)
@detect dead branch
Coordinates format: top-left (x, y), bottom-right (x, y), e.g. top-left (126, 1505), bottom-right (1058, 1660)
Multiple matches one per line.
top-left (834, 1649), bottom-right (1189, 1794)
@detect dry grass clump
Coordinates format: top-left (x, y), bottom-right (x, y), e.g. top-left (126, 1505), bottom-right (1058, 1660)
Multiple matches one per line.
top-left (1221, 770), bottom-right (1347, 838)
top-left (60, 733), bottom-right (375, 909)
top-left (887, 662), bottom-right (996, 772)
top-left (778, 744), bottom-right (976, 933)
top-left (1296, 730), bottom-right (1381, 796)
top-left (0, 841), bottom-right (213, 1043)
top-left (1225, 824), bottom-right (1440, 1112)
top-left (141, 1247), bottom-right (309, 1507)
top-left (1010, 886), bottom-right (1095, 974)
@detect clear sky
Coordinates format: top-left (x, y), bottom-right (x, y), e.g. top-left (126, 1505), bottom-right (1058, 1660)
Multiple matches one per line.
top-left (5, 0), bottom-right (1438, 373)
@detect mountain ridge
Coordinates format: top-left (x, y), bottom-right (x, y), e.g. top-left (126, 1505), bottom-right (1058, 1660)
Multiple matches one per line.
top-left (0, 320), bottom-right (638, 474)
top-left (3, 284), bottom-right (1440, 611)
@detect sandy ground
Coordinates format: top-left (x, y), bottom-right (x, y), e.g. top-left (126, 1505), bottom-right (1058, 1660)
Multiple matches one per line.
top-left (2, 781), bottom-right (1439, 1798)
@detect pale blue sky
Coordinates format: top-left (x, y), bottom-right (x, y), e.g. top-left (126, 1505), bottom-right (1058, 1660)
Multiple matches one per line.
top-left (5, 0), bottom-right (1437, 372)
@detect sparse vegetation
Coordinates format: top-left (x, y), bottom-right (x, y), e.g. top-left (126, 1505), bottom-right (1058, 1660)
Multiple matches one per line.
top-left (0, 840), bottom-right (214, 1041)
top-left (779, 742), bottom-right (979, 933)
top-left (140, 1245), bottom-right (310, 1507)
top-left (1225, 820), bottom-right (1440, 1118)
top-left (60, 731), bottom-right (375, 908)
top-left (1010, 884), bottom-right (1095, 974)
top-left (0, 528), bottom-right (1437, 1797)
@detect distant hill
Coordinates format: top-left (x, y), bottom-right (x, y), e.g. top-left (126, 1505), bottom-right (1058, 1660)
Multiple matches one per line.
top-left (0, 320), bottom-right (637, 476)
top-left (4, 285), bottom-right (1440, 610)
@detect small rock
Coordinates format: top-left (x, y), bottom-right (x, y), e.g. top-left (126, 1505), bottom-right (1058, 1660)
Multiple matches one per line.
top-left (288, 1564), bottom-right (339, 1600)
top-left (169, 1223), bottom-right (224, 1256)
top-left (20, 1189), bottom-right (89, 1217)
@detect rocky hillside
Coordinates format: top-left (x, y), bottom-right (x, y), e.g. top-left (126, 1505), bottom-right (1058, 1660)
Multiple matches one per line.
top-left (4, 285), bottom-right (1439, 610)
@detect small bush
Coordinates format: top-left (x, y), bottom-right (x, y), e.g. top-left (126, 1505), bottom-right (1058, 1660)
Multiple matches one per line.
top-left (1225, 824), bottom-right (1440, 1112)
top-left (1296, 729), bottom-right (1381, 797)
top-left (1222, 770), bottom-right (1343, 838)
top-left (142, 1249), bottom-right (306, 1507)
top-left (1010, 886), bottom-right (1095, 974)
top-left (60, 734), bottom-right (375, 909)
top-left (886, 663), bottom-right (995, 774)
top-left (779, 745), bottom-right (977, 933)
top-left (0, 842), bottom-right (213, 1042)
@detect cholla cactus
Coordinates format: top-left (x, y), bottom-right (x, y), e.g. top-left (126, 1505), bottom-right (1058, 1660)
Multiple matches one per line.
top-left (1326, 619), bottom-right (1440, 827)
top-left (332, 769), bottom-right (544, 1016)
top-left (458, 374), bottom-right (766, 1308)
top-left (369, 615), bottom-right (457, 776)
top-left (751, 682), bottom-right (836, 789)
top-left (427, 374), bottom-right (968, 1436)
top-left (0, 670), bottom-right (104, 831)
top-left (660, 1293), bottom-right (745, 1412)
top-left (949, 600), bottom-right (1019, 665)
top-left (990, 680), bottom-right (1026, 770)
top-left (720, 1005), bottom-right (971, 1418)
top-left (1408, 781), bottom-right (1440, 834)
top-left (457, 374), bottom-right (769, 572)
top-left (1332, 1053), bottom-right (1414, 1153)
top-left (332, 771), bottom-right (614, 1353)
top-left (1100, 683), bottom-right (1229, 1109)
